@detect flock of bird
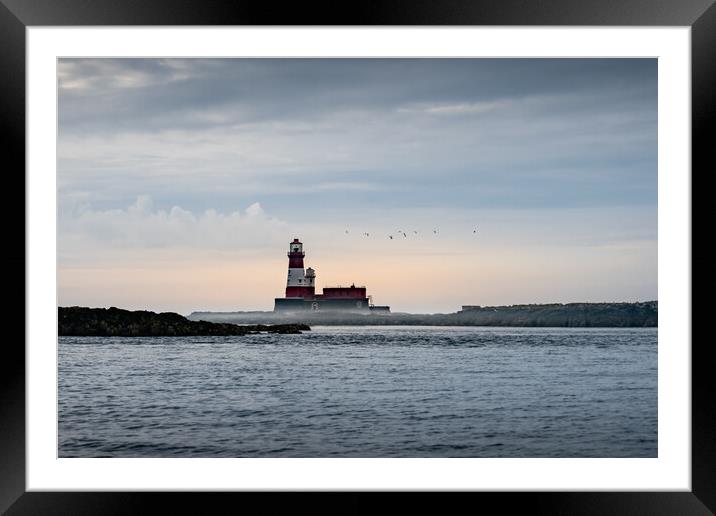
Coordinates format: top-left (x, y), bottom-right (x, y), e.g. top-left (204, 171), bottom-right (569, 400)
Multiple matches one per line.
top-left (345, 227), bottom-right (478, 239)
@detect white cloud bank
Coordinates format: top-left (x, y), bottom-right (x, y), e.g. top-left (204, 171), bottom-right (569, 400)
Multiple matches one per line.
top-left (58, 196), bottom-right (290, 264)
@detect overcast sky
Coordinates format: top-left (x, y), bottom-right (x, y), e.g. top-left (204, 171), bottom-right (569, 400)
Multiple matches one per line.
top-left (58, 58), bottom-right (657, 314)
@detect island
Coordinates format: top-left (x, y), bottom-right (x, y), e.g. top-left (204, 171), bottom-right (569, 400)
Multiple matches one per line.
top-left (189, 301), bottom-right (657, 328)
top-left (58, 306), bottom-right (310, 336)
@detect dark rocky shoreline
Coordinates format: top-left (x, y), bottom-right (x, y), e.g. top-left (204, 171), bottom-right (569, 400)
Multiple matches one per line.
top-left (59, 306), bottom-right (310, 336)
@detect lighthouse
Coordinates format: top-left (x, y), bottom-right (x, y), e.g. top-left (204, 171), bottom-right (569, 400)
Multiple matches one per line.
top-left (273, 238), bottom-right (390, 313)
top-left (284, 238), bottom-right (315, 299)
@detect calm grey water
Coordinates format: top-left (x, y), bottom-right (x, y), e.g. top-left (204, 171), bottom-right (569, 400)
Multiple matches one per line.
top-left (58, 326), bottom-right (657, 458)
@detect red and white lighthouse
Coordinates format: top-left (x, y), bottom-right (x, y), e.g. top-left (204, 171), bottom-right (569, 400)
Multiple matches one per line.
top-left (284, 238), bottom-right (315, 299)
top-left (274, 238), bottom-right (389, 313)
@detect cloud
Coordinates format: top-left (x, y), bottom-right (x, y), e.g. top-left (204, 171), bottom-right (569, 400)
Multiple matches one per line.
top-left (57, 76), bottom-right (656, 218)
top-left (58, 59), bottom-right (199, 93)
top-left (398, 99), bottom-right (512, 116)
top-left (58, 196), bottom-right (289, 265)
top-left (58, 58), bottom-right (657, 134)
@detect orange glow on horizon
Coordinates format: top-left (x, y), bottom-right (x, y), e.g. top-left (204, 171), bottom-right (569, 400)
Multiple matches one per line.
top-left (58, 239), bottom-right (657, 315)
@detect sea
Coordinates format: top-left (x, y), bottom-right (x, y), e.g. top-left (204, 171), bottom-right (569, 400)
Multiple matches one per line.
top-left (58, 326), bottom-right (657, 458)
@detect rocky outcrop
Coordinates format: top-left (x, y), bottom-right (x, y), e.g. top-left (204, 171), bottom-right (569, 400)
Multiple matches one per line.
top-left (58, 306), bottom-right (310, 336)
top-left (453, 301), bottom-right (657, 327)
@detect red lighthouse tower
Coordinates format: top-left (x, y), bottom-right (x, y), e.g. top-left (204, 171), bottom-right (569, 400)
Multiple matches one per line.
top-left (284, 238), bottom-right (315, 299)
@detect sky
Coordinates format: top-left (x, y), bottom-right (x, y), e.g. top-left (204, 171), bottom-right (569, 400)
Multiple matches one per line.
top-left (57, 58), bottom-right (657, 314)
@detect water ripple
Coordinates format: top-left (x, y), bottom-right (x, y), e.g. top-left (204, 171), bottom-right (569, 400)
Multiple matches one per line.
top-left (58, 326), bottom-right (657, 458)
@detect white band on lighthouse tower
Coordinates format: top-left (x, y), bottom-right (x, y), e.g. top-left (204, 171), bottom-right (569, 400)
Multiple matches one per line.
top-left (287, 267), bottom-right (306, 286)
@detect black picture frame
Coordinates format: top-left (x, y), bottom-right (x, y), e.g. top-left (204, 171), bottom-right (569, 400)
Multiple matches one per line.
top-left (3, 0), bottom-right (711, 513)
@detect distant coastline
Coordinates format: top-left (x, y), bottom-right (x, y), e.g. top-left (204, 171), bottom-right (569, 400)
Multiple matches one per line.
top-left (189, 301), bottom-right (657, 328)
top-left (59, 306), bottom-right (310, 336)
